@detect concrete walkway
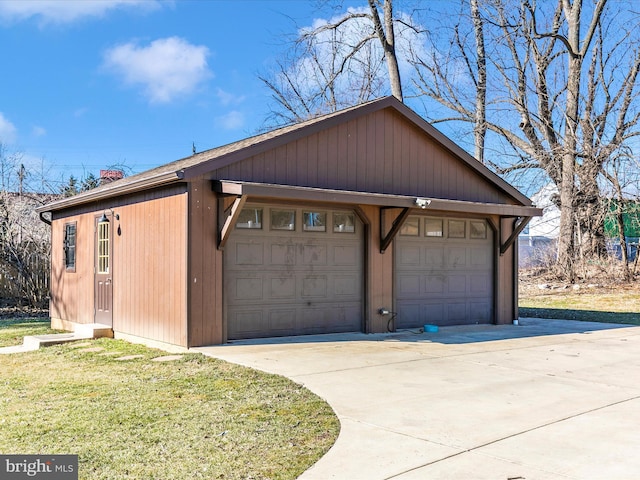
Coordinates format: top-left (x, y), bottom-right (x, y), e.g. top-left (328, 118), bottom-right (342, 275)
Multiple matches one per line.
top-left (195, 318), bottom-right (640, 480)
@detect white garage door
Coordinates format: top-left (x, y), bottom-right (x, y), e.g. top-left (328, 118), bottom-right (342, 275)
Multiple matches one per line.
top-left (225, 204), bottom-right (364, 340)
top-left (395, 216), bottom-right (494, 328)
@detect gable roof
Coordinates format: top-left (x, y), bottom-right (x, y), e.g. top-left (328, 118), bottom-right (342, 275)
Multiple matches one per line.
top-left (38, 96), bottom-right (533, 213)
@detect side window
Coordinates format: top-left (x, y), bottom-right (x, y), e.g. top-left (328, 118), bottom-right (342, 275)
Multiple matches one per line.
top-left (64, 223), bottom-right (77, 272)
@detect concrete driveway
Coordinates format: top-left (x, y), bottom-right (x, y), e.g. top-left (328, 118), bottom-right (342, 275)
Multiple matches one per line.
top-left (195, 318), bottom-right (640, 480)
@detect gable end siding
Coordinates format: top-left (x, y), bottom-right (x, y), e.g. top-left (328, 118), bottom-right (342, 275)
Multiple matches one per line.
top-left (210, 109), bottom-right (513, 205)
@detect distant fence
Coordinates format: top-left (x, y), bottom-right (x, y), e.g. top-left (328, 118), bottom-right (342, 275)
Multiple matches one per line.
top-left (0, 253), bottom-right (49, 306)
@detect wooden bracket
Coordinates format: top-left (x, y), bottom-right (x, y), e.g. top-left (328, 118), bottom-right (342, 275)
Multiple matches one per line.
top-left (500, 216), bottom-right (532, 255)
top-left (380, 207), bottom-right (411, 253)
top-left (217, 194), bottom-right (246, 250)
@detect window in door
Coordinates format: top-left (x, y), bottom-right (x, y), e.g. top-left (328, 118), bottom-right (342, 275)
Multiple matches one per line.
top-left (97, 220), bottom-right (110, 274)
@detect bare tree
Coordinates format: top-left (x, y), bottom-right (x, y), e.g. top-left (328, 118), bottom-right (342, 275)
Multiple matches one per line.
top-left (412, 0), bottom-right (640, 281)
top-left (260, 0), bottom-right (410, 124)
top-left (0, 144), bottom-right (54, 307)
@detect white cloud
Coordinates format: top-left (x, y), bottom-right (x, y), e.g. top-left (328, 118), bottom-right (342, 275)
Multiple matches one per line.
top-left (0, 112), bottom-right (17, 144)
top-left (73, 107), bottom-right (88, 118)
top-left (216, 88), bottom-right (246, 106)
top-left (215, 110), bottom-right (245, 130)
top-left (103, 36), bottom-right (211, 104)
top-left (32, 125), bottom-right (46, 137)
top-left (0, 0), bottom-right (161, 25)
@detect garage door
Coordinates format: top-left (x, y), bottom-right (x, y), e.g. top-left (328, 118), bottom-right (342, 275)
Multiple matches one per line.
top-left (395, 216), bottom-right (493, 328)
top-left (225, 204), bottom-right (364, 340)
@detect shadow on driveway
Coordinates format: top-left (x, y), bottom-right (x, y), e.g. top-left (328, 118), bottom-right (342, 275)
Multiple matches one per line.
top-left (222, 317), bottom-right (632, 347)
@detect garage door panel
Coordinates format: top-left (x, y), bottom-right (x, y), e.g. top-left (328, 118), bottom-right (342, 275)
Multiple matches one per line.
top-left (446, 247), bottom-right (467, 268)
top-left (447, 275), bottom-right (467, 294)
top-left (396, 303), bottom-right (421, 326)
top-left (231, 311), bottom-right (264, 338)
top-left (301, 244), bottom-right (327, 265)
top-left (398, 245), bottom-right (420, 265)
top-left (302, 275), bottom-right (328, 297)
top-left (424, 275), bottom-right (446, 294)
top-left (397, 274), bottom-right (420, 296)
top-left (270, 243), bottom-right (296, 265)
top-left (423, 303), bottom-right (445, 324)
top-left (470, 247), bottom-right (491, 267)
top-left (235, 242), bottom-right (264, 265)
top-left (447, 303), bottom-right (467, 323)
top-left (470, 302), bottom-right (492, 323)
top-left (424, 247), bottom-right (445, 266)
top-left (268, 275), bottom-right (296, 299)
top-left (334, 275), bottom-right (359, 297)
top-left (333, 245), bottom-right (359, 265)
top-left (234, 277), bottom-right (264, 301)
top-left (469, 274), bottom-right (491, 294)
top-left (268, 309), bottom-right (297, 332)
top-left (396, 216), bottom-right (493, 329)
top-left (226, 206), bottom-right (363, 340)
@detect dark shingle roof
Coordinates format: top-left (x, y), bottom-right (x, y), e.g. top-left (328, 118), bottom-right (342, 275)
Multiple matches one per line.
top-left (38, 96), bottom-right (533, 213)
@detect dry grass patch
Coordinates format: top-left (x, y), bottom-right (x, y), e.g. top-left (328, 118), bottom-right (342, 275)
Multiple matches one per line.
top-left (519, 278), bottom-right (640, 325)
top-left (0, 333), bottom-right (339, 479)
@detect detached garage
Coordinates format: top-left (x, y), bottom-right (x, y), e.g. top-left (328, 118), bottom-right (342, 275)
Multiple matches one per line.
top-left (38, 96), bottom-right (541, 347)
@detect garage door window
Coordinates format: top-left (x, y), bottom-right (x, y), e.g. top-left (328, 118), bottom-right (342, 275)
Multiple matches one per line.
top-left (400, 217), bottom-right (419, 236)
top-left (271, 209), bottom-right (296, 230)
top-left (448, 219), bottom-right (466, 238)
top-left (470, 220), bottom-right (487, 239)
top-left (303, 211), bottom-right (326, 232)
top-left (236, 208), bottom-right (263, 229)
top-left (425, 218), bottom-right (443, 237)
top-left (333, 212), bottom-right (355, 233)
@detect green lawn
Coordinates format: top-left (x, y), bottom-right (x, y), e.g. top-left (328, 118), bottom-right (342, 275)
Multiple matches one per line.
top-left (0, 321), bottom-right (339, 479)
top-left (519, 292), bottom-right (640, 325)
top-left (0, 317), bottom-right (64, 347)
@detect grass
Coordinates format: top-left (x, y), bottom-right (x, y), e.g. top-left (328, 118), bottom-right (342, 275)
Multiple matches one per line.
top-left (519, 291), bottom-right (640, 325)
top-left (0, 317), bottom-right (64, 347)
top-left (0, 321), bottom-right (339, 479)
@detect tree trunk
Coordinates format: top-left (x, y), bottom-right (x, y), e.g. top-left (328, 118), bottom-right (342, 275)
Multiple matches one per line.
top-left (471, 0), bottom-right (487, 163)
top-left (556, 1), bottom-right (583, 282)
top-left (368, 0), bottom-right (403, 101)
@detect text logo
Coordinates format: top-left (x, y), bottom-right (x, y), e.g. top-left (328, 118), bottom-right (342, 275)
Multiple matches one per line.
top-left (0, 455), bottom-right (78, 480)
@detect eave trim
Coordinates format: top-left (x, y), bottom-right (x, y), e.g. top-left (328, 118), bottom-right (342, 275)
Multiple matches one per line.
top-left (212, 180), bottom-right (543, 218)
top-left (36, 171), bottom-right (184, 214)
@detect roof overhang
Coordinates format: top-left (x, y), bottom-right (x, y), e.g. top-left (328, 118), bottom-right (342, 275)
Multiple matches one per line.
top-left (212, 180), bottom-right (543, 218)
top-left (36, 171), bottom-right (184, 214)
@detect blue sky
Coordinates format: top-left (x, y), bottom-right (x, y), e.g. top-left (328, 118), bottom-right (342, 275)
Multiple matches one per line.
top-left (0, 0), bottom-right (330, 191)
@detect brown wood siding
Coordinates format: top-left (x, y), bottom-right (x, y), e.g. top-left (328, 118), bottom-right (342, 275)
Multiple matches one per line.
top-left (112, 190), bottom-right (188, 346)
top-left (51, 185), bottom-right (189, 346)
top-left (496, 217), bottom-right (517, 324)
top-left (187, 178), bottom-right (223, 347)
top-left (212, 109), bottom-right (514, 206)
top-left (358, 205), bottom-right (393, 333)
top-left (50, 214), bottom-right (95, 325)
